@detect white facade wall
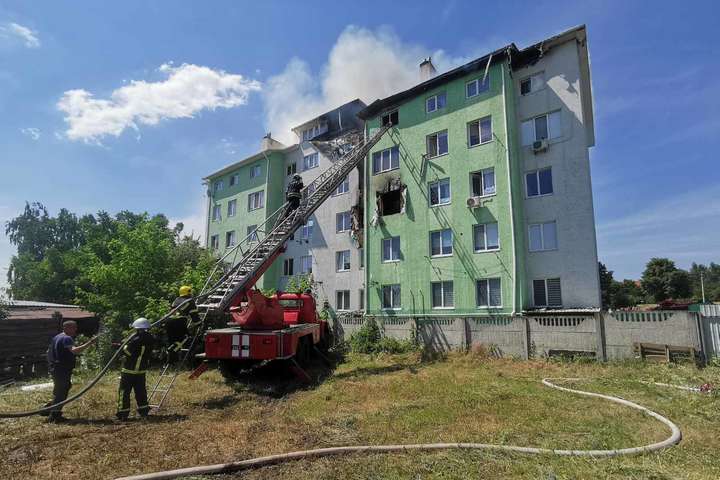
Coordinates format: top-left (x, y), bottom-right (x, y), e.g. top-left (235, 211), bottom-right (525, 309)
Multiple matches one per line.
top-left (514, 39), bottom-right (601, 309)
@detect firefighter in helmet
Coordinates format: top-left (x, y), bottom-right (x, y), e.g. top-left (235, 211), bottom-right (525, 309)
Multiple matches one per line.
top-left (165, 285), bottom-right (202, 364)
top-left (116, 318), bottom-right (154, 420)
top-left (285, 174), bottom-right (304, 216)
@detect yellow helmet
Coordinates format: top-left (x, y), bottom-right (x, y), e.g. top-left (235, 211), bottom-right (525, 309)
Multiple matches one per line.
top-left (179, 285), bottom-right (192, 297)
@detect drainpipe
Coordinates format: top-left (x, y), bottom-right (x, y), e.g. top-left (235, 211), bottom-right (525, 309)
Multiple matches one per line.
top-left (203, 180), bottom-right (211, 248)
top-left (501, 62), bottom-right (518, 315)
top-left (363, 121), bottom-right (369, 316)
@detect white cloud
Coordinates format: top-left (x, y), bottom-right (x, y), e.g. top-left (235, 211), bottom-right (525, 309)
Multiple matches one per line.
top-left (57, 63), bottom-right (261, 143)
top-left (0, 22), bottom-right (40, 48)
top-left (263, 26), bottom-right (475, 145)
top-left (20, 127), bottom-right (41, 140)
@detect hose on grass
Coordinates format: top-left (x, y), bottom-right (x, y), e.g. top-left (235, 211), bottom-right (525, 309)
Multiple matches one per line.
top-left (114, 377), bottom-right (684, 480)
top-left (0, 297), bottom-right (199, 419)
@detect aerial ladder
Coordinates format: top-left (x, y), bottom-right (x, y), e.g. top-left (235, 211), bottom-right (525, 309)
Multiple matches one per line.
top-left (148, 123), bottom-right (392, 410)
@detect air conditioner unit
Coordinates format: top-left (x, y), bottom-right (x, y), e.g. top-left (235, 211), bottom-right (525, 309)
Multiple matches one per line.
top-left (466, 196), bottom-right (484, 208)
top-left (532, 139), bottom-right (548, 154)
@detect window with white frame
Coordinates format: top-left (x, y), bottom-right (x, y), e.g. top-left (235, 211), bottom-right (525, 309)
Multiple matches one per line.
top-left (533, 278), bottom-right (562, 307)
top-left (302, 123), bottom-right (326, 141)
top-left (303, 152), bottom-right (319, 170)
top-left (473, 223), bottom-right (499, 252)
top-left (213, 180), bottom-right (224, 192)
top-left (426, 92), bottom-right (447, 113)
top-left (470, 168), bottom-right (496, 197)
top-left (520, 72), bottom-right (545, 95)
top-left (426, 130), bottom-right (448, 158)
top-left (336, 290), bottom-right (351, 311)
top-left (247, 224), bottom-right (258, 242)
top-left (283, 258), bottom-right (294, 276)
top-left (225, 230), bottom-right (236, 248)
top-left (521, 111), bottom-right (561, 146)
top-left (336, 250), bottom-right (351, 272)
top-left (211, 204), bottom-right (221, 221)
top-left (286, 163), bottom-right (297, 176)
top-left (430, 229), bottom-right (453, 257)
top-left (529, 221), bottom-right (558, 252)
top-left (248, 191), bottom-right (264, 211)
top-left (476, 278), bottom-right (502, 307)
top-left (466, 77), bottom-right (490, 98)
top-left (429, 178), bottom-right (451, 206)
top-left (336, 211), bottom-right (351, 233)
top-left (300, 255), bottom-right (312, 274)
top-left (334, 176), bottom-right (349, 195)
top-left (300, 219), bottom-right (314, 240)
top-left (381, 284), bottom-right (401, 309)
top-left (382, 110), bottom-right (399, 126)
top-left (250, 164), bottom-right (261, 179)
top-left (210, 234), bottom-right (219, 250)
top-left (227, 199), bottom-right (237, 217)
top-left (526, 168), bottom-right (553, 197)
top-left (431, 281), bottom-right (454, 308)
top-left (372, 146), bottom-right (400, 174)
top-left (468, 116), bottom-right (492, 146)
top-left (229, 174), bottom-right (239, 187)
top-left (359, 289), bottom-right (364, 310)
top-left (382, 237), bottom-right (400, 262)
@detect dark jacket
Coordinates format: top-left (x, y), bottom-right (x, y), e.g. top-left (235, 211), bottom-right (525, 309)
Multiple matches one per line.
top-left (170, 295), bottom-right (202, 333)
top-left (121, 330), bottom-right (154, 375)
top-left (286, 177), bottom-right (303, 200)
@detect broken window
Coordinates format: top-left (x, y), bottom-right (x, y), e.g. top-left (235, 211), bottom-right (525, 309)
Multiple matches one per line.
top-left (426, 130), bottom-right (448, 158)
top-left (382, 110), bottom-right (399, 126)
top-left (378, 190), bottom-right (402, 216)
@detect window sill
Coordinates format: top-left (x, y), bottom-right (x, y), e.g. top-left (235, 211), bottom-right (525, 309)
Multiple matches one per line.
top-left (529, 248), bottom-right (558, 253)
top-left (432, 306), bottom-right (455, 310)
top-left (372, 166), bottom-right (400, 176)
top-left (336, 230), bottom-right (351, 234)
top-left (477, 305), bottom-right (503, 309)
top-left (526, 192), bottom-right (554, 199)
top-left (474, 248), bottom-right (500, 254)
top-left (336, 269), bottom-right (351, 273)
top-left (425, 107), bottom-right (446, 115)
top-left (467, 139), bottom-right (494, 149)
top-left (430, 254), bottom-right (453, 259)
top-left (426, 152), bottom-right (449, 160)
top-left (382, 259), bottom-right (401, 264)
top-left (430, 202), bottom-right (451, 208)
top-left (471, 192), bottom-right (497, 199)
top-left (382, 307), bottom-right (402, 311)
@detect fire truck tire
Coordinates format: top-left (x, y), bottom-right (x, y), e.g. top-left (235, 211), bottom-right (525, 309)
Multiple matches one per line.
top-left (218, 360), bottom-right (248, 382)
top-left (317, 324), bottom-right (333, 353)
top-left (295, 336), bottom-right (312, 366)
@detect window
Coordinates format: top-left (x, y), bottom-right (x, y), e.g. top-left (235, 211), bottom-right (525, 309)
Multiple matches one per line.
top-left (300, 219), bottom-right (314, 240)
top-left (336, 211), bottom-right (351, 232)
top-left (378, 189), bottom-right (403, 215)
top-left (336, 290), bottom-right (350, 311)
top-left (382, 110), bottom-right (398, 126)
top-left (248, 191), bottom-right (264, 211)
top-left (210, 234), bottom-right (219, 250)
top-left (286, 163), bottom-right (297, 176)
top-left (372, 146), bottom-right (400, 174)
top-left (334, 176), bottom-right (350, 195)
top-left (468, 116), bottom-right (492, 146)
top-left (250, 164), bottom-right (261, 179)
top-left (359, 248), bottom-right (364, 268)
top-left (247, 225), bottom-right (258, 242)
top-left (213, 180), bottom-right (224, 192)
top-left (431, 281), bottom-right (454, 309)
top-left (426, 92), bottom-right (447, 113)
top-left (520, 72), bottom-right (544, 96)
top-left (381, 284), bottom-right (401, 309)
top-left (382, 236), bottom-right (400, 262)
top-left (229, 174), bottom-right (239, 187)
top-left (430, 229), bottom-right (453, 257)
top-left (283, 258), bottom-right (294, 276)
top-left (533, 278), bottom-right (562, 307)
top-left (302, 123), bottom-right (326, 141)
top-left (470, 169), bottom-right (496, 197)
top-left (336, 250), bottom-right (351, 272)
top-left (473, 223), bottom-right (499, 252)
top-left (426, 130), bottom-right (448, 158)
top-left (521, 111), bottom-right (561, 146)
top-left (211, 204), bottom-right (221, 221)
top-left (529, 221), bottom-right (558, 252)
top-left (303, 152), bottom-right (319, 170)
top-left (429, 178), bottom-right (451, 206)
top-left (526, 168), bottom-right (553, 197)
top-left (300, 255), bottom-right (312, 274)
top-left (227, 199), bottom-right (237, 217)
top-left (359, 289), bottom-right (364, 310)
top-left (476, 278), bottom-right (502, 307)
top-left (466, 77), bottom-right (490, 98)
top-left (225, 230), bottom-right (236, 248)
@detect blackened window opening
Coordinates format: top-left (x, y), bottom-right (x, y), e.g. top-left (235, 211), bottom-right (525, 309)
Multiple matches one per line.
top-left (379, 190), bottom-right (402, 215)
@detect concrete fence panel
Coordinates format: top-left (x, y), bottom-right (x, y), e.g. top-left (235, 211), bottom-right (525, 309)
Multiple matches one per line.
top-left (603, 311), bottom-right (700, 360)
top-left (467, 316), bottom-right (527, 358)
top-left (380, 317), bottom-right (414, 341)
top-left (417, 317), bottom-right (464, 351)
top-left (528, 315), bottom-right (598, 357)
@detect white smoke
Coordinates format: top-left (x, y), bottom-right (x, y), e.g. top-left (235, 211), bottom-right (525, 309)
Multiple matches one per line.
top-left (263, 26), bottom-right (466, 145)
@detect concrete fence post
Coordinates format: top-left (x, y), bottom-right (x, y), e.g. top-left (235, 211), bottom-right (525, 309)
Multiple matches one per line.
top-left (595, 312), bottom-right (607, 362)
top-left (522, 316), bottom-right (530, 360)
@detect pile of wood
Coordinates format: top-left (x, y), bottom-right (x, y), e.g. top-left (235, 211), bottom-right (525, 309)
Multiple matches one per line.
top-left (634, 342), bottom-right (699, 364)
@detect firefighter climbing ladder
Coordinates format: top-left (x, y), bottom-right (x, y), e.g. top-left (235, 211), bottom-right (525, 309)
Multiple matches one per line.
top-left (147, 123), bottom-right (392, 411)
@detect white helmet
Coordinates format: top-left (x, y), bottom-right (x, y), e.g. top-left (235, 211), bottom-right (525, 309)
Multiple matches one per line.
top-left (132, 317), bottom-right (151, 330)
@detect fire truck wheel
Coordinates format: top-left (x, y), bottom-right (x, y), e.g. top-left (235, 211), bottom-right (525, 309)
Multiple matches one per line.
top-left (218, 360), bottom-right (247, 382)
top-left (296, 336), bottom-right (312, 367)
top-left (317, 324), bottom-right (333, 353)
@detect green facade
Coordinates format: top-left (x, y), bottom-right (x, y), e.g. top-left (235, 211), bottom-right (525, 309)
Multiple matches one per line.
top-left (205, 151), bottom-right (286, 290)
top-left (364, 62), bottom-right (527, 316)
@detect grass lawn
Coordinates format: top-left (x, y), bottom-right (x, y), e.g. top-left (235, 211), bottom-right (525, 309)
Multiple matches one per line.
top-left (1, 352), bottom-right (718, 480)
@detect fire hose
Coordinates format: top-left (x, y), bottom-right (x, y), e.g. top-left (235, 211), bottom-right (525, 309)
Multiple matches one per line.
top-left (115, 378), bottom-right (686, 480)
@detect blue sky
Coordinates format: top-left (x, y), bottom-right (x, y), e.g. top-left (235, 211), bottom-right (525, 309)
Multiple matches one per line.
top-left (0, 0), bottom-right (718, 292)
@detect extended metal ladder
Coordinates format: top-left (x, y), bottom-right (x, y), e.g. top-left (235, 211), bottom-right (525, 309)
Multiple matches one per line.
top-left (147, 124), bottom-right (391, 411)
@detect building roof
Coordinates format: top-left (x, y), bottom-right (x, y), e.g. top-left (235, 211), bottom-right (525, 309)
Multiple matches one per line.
top-left (202, 143), bottom-right (298, 182)
top-left (291, 98), bottom-right (366, 133)
top-left (358, 25), bottom-right (588, 120)
top-left (6, 300), bottom-right (81, 309)
top-left (7, 307), bottom-right (96, 321)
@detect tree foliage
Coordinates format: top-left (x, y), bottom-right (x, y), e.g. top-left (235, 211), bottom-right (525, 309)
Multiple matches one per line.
top-left (689, 262), bottom-right (720, 302)
top-left (641, 258), bottom-right (692, 302)
top-left (598, 262), bottom-right (614, 309)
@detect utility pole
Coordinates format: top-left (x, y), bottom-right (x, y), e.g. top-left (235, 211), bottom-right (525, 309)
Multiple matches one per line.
top-left (700, 271), bottom-right (706, 303)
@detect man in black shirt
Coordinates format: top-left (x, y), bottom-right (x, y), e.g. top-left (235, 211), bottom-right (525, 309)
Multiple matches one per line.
top-left (116, 317), bottom-right (155, 420)
top-left (45, 321), bottom-right (97, 422)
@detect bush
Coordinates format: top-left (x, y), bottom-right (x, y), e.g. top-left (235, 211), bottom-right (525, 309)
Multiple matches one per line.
top-left (349, 319), bottom-right (417, 354)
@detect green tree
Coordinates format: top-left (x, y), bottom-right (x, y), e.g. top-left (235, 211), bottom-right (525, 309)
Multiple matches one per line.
top-left (598, 262), bottom-right (613, 309)
top-left (611, 279), bottom-right (645, 309)
top-left (641, 258), bottom-right (690, 302)
top-left (689, 262), bottom-right (720, 302)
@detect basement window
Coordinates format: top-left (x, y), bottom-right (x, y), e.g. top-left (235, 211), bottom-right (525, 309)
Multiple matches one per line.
top-left (382, 110), bottom-right (399, 126)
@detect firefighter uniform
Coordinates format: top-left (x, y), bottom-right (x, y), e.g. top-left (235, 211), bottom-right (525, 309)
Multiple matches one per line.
top-left (166, 289), bottom-right (202, 363)
top-left (285, 174), bottom-right (303, 213)
top-left (117, 319), bottom-right (154, 420)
